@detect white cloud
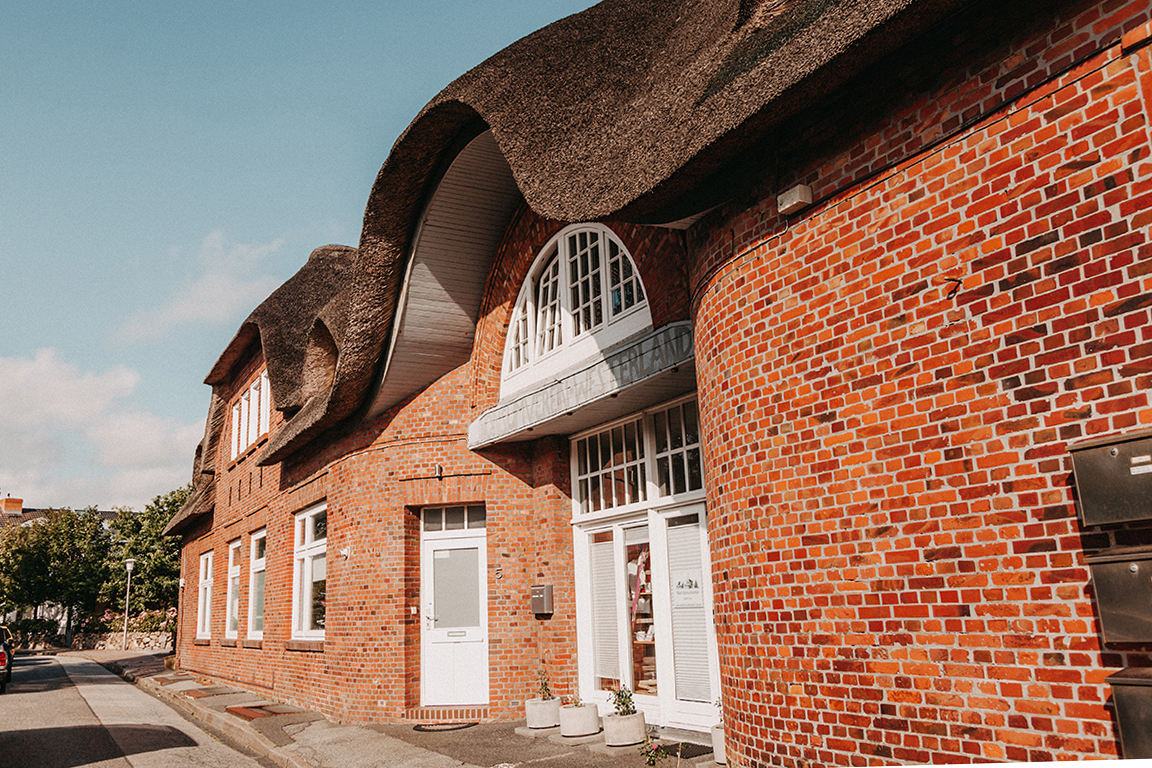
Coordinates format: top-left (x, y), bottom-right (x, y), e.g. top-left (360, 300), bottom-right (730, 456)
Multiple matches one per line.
top-left (0, 349), bottom-right (202, 511)
top-left (116, 230), bottom-right (284, 342)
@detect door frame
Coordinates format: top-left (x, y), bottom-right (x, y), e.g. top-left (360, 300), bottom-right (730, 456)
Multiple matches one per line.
top-left (573, 501), bottom-right (720, 731)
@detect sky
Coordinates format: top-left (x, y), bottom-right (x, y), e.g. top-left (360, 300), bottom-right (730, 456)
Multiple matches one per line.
top-left (0, 0), bottom-right (596, 512)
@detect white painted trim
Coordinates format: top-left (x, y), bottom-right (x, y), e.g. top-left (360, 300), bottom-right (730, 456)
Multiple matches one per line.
top-left (500, 223), bottom-right (653, 401)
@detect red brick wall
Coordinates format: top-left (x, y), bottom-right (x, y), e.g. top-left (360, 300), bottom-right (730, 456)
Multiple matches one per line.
top-left (692, 2), bottom-right (1152, 764)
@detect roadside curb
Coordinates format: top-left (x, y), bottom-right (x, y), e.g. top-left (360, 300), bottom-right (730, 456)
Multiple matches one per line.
top-left (137, 674), bottom-right (316, 768)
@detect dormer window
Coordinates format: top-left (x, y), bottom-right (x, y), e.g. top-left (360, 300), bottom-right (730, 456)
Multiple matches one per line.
top-left (502, 225), bottom-right (651, 397)
top-left (230, 370), bottom-right (271, 461)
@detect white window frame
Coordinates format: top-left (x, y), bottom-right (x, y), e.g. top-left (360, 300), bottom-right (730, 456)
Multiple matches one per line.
top-left (292, 503), bottom-right (328, 640)
top-left (571, 394), bottom-right (706, 522)
top-left (197, 550), bottom-right (213, 639)
top-left (225, 539), bottom-right (241, 639)
top-left (248, 529), bottom-right (267, 640)
top-left (230, 369), bottom-right (272, 461)
top-left (501, 224), bottom-right (652, 399)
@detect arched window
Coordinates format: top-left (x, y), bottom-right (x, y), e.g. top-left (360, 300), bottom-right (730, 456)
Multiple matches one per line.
top-left (502, 225), bottom-right (651, 396)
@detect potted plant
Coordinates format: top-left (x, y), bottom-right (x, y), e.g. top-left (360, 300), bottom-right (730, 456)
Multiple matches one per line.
top-left (559, 687), bottom-right (600, 737)
top-left (603, 685), bottom-right (646, 746)
top-left (711, 698), bottom-right (726, 765)
top-left (525, 669), bottom-right (561, 728)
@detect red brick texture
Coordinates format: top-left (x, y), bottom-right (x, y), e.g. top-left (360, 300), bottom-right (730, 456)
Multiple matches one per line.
top-left (692, 0), bottom-right (1152, 764)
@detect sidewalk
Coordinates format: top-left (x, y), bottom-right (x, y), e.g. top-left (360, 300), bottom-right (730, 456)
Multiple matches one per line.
top-left (59, 649), bottom-right (719, 768)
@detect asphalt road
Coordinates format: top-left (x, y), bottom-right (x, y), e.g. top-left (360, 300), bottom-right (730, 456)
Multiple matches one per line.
top-left (0, 654), bottom-right (268, 768)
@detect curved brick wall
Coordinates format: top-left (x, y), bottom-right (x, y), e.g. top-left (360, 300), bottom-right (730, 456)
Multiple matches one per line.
top-left (693, 15), bottom-right (1152, 766)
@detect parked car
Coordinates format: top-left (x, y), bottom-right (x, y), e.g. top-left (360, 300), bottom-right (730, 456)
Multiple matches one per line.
top-left (0, 625), bottom-right (11, 692)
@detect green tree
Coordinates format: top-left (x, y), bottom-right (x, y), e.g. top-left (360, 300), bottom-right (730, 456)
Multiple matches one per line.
top-left (102, 485), bottom-right (189, 614)
top-left (0, 508), bottom-right (112, 638)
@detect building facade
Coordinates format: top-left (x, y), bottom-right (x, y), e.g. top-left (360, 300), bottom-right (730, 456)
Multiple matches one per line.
top-left (168, 0), bottom-right (1152, 764)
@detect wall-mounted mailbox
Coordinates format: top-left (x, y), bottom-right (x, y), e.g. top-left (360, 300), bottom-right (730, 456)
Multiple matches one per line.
top-left (1085, 547), bottom-right (1152, 643)
top-left (1107, 667), bottom-right (1152, 758)
top-left (1069, 430), bottom-right (1152, 526)
top-left (530, 584), bottom-right (553, 615)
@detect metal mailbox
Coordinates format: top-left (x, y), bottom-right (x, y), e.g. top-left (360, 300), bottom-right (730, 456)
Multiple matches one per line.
top-left (1069, 429), bottom-right (1152, 526)
top-left (1086, 548), bottom-right (1152, 644)
top-left (1107, 667), bottom-right (1152, 759)
top-left (530, 584), bottom-right (553, 615)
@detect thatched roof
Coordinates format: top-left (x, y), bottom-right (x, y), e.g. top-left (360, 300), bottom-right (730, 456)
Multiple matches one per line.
top-left (173, 0), bottom-right (972, 532)
top-left (269, 0), bottom-right (969, 465)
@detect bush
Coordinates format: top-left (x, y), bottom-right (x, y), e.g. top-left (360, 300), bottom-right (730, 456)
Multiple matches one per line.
top-left (8, 617), bottom-right (60, 636)
top-left (80, 608), bottom-right (176, 634)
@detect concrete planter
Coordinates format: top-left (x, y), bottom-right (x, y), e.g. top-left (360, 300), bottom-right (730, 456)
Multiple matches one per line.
top-left (603, 711), bottom-right (646, 746)
top-left (525, 696), bottom-right (561, 728)
top-left (559, 703), bottom-right (600, 737)
top-left (711, 723), bottom-right (726, 765)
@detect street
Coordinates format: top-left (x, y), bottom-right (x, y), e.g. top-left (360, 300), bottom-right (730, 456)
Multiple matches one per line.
top-left (0, 655), bottom-right (269, 768)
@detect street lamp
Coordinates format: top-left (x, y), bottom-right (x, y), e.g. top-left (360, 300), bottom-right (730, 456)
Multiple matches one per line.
top-left (122, 558), bottom-right (136, 651)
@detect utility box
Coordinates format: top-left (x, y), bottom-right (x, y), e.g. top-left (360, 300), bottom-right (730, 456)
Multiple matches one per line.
top-left (1085, 548), bottom-right (1152, 643)
top-left (530, 584), bottom-right (553, 615)
top-left (1107, 667), bottom-right (1152, 758)
top-left (1069, 430), bottom-right (1152, 526)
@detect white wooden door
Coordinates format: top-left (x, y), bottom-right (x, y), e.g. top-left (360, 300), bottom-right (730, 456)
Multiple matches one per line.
top-left (421, 534), bottom-right (488, 705)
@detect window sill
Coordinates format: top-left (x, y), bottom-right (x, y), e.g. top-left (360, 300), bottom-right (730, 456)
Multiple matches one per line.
top-left (242, 639), bottom-right (263, 649)
top-left (285, 639), bottom-right (324, 653)
top-left (193, 638), bottom-right (210, 646)
top-left (220, 638), bottom-right (237, 647)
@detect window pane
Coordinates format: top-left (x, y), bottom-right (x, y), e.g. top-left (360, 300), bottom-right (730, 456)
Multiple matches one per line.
top-left (669, 405), bottom-right (684, 450)
top-left (684, 400), bottom-right (699, 446)
top-left (252, 570), bottom-right (265, 631)
top-left (254, 536), bottom-right (266, 561)
top-left (312, 511), bottom-right (327, 543)
top-left (687, 448), bottom-right (702, 492)
top-left (467, 506), bottom-right (487, 529)
top-left (310, 554), bottom-right (326, 631)
top-left (655, 411), bottom-right (668, 454)
top-left (672, 453), bottom-right (687, 495)
top-left (228, 575), bottom-right (239, 631)
top-left (624, 422), bottom-right (637, 462)
top-left (424, 509), bottom-right (443, 531)
top-left (657, 456), bottom-right (670, 496)
top-left (445, 506), bottom-right (466, 531)
top-left (577, 438), bottom-right (588, 476)
top-left (433, 547), bottom-right (480, 628)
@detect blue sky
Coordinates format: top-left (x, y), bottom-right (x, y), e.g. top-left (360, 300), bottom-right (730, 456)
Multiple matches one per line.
top-left (1, 0), bottom-right (595, 511)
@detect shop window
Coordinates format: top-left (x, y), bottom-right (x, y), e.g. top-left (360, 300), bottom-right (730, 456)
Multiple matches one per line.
top-left (502, 225), bottom-right (651, 395)
top-left (225, 539), bottom-right (241, 639)
top-left (248, 529), bottom-right (266, 640)
top-left (196, 551), bottom-right (213, 639)
top-left (230, 370), bottom-right (271, 461)
top-left (292, 504), bottom-right (327, 639)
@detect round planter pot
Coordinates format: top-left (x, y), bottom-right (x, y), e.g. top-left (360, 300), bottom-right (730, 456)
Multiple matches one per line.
top-left (711, 723), bottom-right (726, 765)
top-left (559, 703), bottom-right (600, 737)
top-left (525, 696), bottom-right (562, 729)
top-left (603, 711), bottom-right (646, 746)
